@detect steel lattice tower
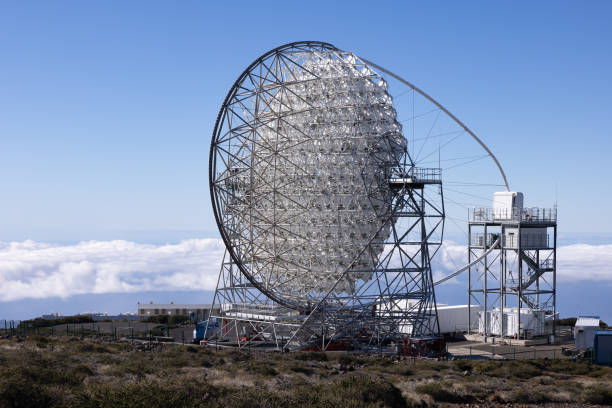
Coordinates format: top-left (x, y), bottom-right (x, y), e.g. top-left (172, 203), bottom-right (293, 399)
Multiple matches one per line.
top-left (468, 204), bottom-right (557, 339)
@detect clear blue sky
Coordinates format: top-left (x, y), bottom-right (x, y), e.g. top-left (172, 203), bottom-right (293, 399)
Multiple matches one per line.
top-left (1, 1), bottom-right (611, 243)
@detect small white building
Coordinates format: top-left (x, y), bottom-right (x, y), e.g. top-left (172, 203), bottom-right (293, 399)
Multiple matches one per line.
top-left (382, 300), bottom-right (481, 334)
top-left (437, 305), bottom-right (481, 333)
top-left (575, 316), bottom-right (600, 350)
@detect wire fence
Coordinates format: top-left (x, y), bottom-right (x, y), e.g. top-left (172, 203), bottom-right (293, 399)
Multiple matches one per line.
top-left (449, 344), bottom-right (572, 361)
top-left (0, 319), bottom-right (196, 345)
top-left (1, 319), bottom-right (578, 361)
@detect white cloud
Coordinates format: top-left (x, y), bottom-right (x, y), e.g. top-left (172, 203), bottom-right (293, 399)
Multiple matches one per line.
top-left (0, 239), bottom-right (610, 302)
top-left (0, 239), bottom-right (225, 302)
top-left (432, 269), bottom-right (461, 285)
top-left (557, 244), bottom-right (612, 282)
top-left (430, 241), bottom-right (612, 284)
top-left (435, 240), bottom-right (468, 272)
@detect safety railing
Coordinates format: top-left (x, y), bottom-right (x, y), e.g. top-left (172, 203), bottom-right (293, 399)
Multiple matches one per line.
top-left (470, 207), bottom-right (557, 223)
top-left (387, 166), bottom-right (442, 183)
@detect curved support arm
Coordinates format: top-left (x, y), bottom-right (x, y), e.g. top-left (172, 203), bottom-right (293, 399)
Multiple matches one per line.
top-left (433, 237), bottom-right (501, 286)
top-left (358, 57), bottom-right (510, 191)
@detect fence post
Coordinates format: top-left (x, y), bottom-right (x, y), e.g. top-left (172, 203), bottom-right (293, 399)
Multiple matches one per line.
top-left (182, 330), bottom-right (185, 345)
top-left (534, 349), bottom-right (536, 360)
top-left (470, 346), bottom-right (472, 358)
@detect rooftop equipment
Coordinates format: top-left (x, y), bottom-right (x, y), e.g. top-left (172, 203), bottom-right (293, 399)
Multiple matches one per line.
top-left (493, 191), bottom-right (524, 220)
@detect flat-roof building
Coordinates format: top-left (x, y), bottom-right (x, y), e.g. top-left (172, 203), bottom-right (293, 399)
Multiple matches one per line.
top-left (575, 316), bottom-right (600, 350)
top-left (137, 303), bottom-right (220, 319)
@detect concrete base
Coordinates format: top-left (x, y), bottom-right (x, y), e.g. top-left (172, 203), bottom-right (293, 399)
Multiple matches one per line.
top-left (464, 333), bottom-right (549, 346)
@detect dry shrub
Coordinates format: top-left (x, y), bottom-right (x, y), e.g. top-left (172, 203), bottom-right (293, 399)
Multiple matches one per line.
top-left (294, 351), bottom-right (328, 362)
top-left (293, 375), bottom-right (407, 407)
top-left (0, 379), bottom-right (54, 407)
top-left (474, 360), bottom-right (543, 379)
top-left (510, 388), bottom-right (555, 404)
top-left (414, 382), bottom-right (472, 403)
top-left (245, 361), bottom-right (278, 377)
top-left (583, 384), bottom-right (612, 405)
top-left (78, 343), bottom-right (111, 353)
top-left (290, 365), bottom-right (314, 375)
top-left (75, 378), bottom-right (219, 408)
top-left (452, 359), bottom-right (473, 372)
top-left (106, 357), bottom-right (157, 377)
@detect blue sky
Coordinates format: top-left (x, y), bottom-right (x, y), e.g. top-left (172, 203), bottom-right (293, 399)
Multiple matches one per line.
top-left (0, 1), bottom-right (611, 321)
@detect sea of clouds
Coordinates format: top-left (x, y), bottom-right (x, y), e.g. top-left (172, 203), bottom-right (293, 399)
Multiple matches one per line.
top-left (0, 239), bottom-right (610, 302)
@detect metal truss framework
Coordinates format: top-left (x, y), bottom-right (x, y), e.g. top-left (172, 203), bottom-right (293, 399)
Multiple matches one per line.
top-left (207, 172), bottom-right (444, 351)
top-left (207, 41), bottom-right (444, 351)
top-left (467, 209), bottom-right (558, 339)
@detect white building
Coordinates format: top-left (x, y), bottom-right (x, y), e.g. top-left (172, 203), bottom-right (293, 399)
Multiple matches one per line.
top-left (436, 305), bottom-right (481, 333)
top-left (478, 308), bottom-right (546, 338)
top-left (381, 300), bottom-right (481, 334)
top-left (137, 303), bottom-right (220, 319)
top-left (574, 316), bottom-right (600, 350)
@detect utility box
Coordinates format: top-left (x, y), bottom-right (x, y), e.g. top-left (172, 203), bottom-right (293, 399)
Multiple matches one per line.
top-left (493, 191), bottom-right (523, 220)
top-left (594, 330), bottom-right (612, 365)
top-left (575, 316), bottom-right (600, 350)
top-left (503, 227), bottom-right (548, 249)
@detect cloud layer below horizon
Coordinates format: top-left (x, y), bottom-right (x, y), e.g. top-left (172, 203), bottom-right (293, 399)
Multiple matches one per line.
top-left (0, 239), bottom-right (610, 302)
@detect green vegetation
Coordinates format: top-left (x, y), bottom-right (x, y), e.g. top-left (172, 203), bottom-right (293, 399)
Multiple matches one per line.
top-left (1, 336), bottom-right (611, 407)
top-left (556, 317), bottom-right (577, 326)
top-left (17, 315), bottom-right (95, 329)
top-left (142, 314), bottom-right (191, 327)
